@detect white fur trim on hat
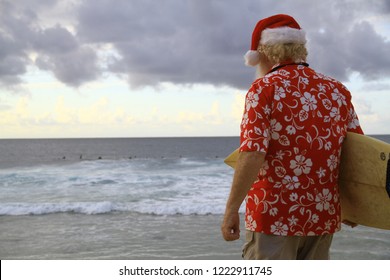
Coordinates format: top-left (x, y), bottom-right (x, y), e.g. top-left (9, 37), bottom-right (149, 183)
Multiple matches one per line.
top-left (244, 50), bottom-right (260, 66)
top-left (260, 27), bottom-right (306, 45)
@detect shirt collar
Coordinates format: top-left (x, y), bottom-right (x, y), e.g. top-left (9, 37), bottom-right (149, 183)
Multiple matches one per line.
top-left (267, 61), bottom-right (309, 74)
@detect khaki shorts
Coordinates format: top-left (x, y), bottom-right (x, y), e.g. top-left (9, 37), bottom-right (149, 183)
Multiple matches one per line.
top-left (242, 230), bottom-right (333, 260)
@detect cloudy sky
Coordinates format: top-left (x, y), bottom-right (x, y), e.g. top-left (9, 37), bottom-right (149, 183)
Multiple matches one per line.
top-left (0, 0), bottom-right (389, 138)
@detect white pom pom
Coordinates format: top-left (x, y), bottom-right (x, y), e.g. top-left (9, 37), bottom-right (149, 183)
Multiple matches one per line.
top-left (244, 50), bottom-right (260, 66)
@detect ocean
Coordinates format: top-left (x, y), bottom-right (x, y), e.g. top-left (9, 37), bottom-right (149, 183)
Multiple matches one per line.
top-left (0, 136), bottom-right (389, 259)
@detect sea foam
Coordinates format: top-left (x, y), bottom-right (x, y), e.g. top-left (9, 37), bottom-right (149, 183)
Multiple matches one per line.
top-left (0, 158), bottom-right (239, 216)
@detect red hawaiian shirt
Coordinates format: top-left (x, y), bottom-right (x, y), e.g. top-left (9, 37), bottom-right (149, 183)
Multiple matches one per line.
top-left (240, 63), bottom-right (363, 236)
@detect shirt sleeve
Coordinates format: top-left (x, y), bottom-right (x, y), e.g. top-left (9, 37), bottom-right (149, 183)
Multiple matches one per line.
top-left (347, 102), bottom-right (364, 135)
top-left (239, 82), bottom-right (273, 153)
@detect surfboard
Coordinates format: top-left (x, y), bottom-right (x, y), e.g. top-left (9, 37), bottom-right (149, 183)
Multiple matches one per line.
top-left (224, 132), bottom-right (390, 230)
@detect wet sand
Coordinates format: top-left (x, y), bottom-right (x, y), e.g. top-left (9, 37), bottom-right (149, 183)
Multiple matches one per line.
top-left (0, 213), bottom-right (389, 260)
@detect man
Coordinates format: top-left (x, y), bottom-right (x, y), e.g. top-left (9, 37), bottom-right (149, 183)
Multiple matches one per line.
top-left (221, 14), bottom-right (363, 260)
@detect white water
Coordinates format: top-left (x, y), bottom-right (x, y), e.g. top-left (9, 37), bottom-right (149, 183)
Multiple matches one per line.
top-left (0, 158), bottom-right (239, 216)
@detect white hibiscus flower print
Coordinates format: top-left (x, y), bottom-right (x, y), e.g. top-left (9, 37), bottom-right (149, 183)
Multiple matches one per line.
top-left (270, 119), bottom-right (283, 140)
top-left (241, 111), bottom-right (249, 127)
top-left (300, 92), bottom-right (318, 112)
top-left (246, 91), bottom-right (259, 110)
top-left (246, 214), bottom-right (257, 231)
top-left (327, 154), bottom-right (338, 171)
top-left (315, 189), bottom-right (333, 212)
top-left (270, 221), bottom-right (289, 236)
top-left (283, 175), bottom-right (300, 190)
top-left (274, 86), bottom-right (286, 100)
top-left (348, 108), bottom-right (360, 129)
top-left (290, 155), bottom-right (313, 176)
top-left (331, 88), bottom-right (347, 107)
top-left (330, 107), bottom-right (340, 121)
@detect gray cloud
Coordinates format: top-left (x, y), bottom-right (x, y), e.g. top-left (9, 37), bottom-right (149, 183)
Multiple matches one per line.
top-left (300, 0), bottom-right (390, 82)
top-left (77, 0), bottom-right (257, 88)
top-left (31, 24), bottom-right (101, 87)
top-left (33, 25), bottom-right (78, 54)
top-left (35, 46), bottom-right (99, 87)
top-left (0, 1), bottom-right (32, 86)
top-left (0, 0), bottom-right (99, 87)
top-left (347, 22), bottom-right (390, 79)
top-left (0, 0), bottom-right (389, 89)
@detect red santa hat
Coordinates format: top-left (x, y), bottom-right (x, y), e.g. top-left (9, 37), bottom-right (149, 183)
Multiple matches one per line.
top-left (244, 14), bottom-right (306, 66)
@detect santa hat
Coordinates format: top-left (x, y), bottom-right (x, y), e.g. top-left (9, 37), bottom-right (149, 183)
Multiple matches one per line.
top-left (244, 14), bottom-right (306, 66)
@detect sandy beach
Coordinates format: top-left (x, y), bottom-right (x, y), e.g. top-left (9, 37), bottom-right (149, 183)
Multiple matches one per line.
top-left (1, 212), bottom-right (389, 260)
top-left (0, 213), bottom-right (243, 259)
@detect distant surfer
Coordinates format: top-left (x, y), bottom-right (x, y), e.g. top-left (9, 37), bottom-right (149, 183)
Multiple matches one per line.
top-left (221, 14), bottom-right (364, 259)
